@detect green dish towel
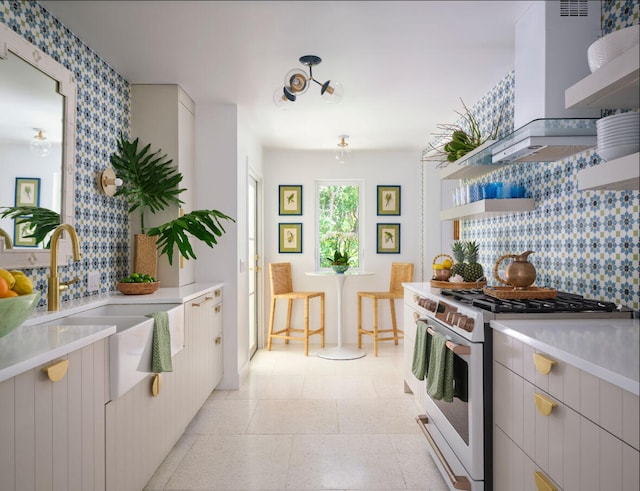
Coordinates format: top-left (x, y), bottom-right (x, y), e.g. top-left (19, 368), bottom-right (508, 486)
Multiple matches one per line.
top-left (411, 320), bottom-right (431, 380)
top-left (426, 331), bottom-right (454, 402)
top-left (147, 311), bottom-right (173, 373)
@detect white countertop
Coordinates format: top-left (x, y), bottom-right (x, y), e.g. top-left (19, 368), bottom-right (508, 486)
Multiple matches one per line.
top-left (0, 323), bottom-right (115, 383)
top-left (0, 282), bottom-right (223, 383)
top-left (491, 318), bottom-right (640, 395)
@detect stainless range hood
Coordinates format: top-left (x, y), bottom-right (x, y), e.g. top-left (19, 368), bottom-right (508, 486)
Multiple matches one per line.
top-left (490, 118), bottom-right (598, 164)
top-left (494, 0), bottom-right (601, 164)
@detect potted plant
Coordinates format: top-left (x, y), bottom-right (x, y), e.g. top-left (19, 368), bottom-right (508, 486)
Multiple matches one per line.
top-left (323, 234), bottom-right (356, 273)
top-left (109, 134), bottom-right (234, 274)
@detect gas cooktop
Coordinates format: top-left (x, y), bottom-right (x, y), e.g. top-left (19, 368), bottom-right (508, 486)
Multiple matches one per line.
top-left (439, 288), bottom-right (626, 314)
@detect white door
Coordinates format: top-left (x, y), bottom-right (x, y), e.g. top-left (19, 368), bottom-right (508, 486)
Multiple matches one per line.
top-left (248, 174), bottom-right (261, 358)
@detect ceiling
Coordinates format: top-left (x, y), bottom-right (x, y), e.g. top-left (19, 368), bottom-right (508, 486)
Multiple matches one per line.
top-left (39, 0), bottom-right (533, 153)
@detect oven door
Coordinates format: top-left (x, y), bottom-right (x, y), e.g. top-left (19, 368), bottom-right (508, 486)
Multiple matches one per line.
top-left (419, 317), bottom-right (485, 484)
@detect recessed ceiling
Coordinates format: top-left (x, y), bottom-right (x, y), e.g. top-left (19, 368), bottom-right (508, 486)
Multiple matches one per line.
top-left (39, 0), bottom-right (533, 152)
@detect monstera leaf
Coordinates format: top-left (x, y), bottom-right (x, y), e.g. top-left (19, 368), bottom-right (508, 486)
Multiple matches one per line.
top-left (0, 206), bottom-right (61, 248)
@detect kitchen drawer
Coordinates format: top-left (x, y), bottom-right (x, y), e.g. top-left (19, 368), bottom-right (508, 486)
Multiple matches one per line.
top-left (494, 426), bottom-right (556, 491)
top-left (494, 330), bottom-right (640, 451)
top-left (494, 359), bottom-right (639, 491)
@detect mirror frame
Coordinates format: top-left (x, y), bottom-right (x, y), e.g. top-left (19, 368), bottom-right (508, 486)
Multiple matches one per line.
top-left (0, 23), bottom-right (76, 268)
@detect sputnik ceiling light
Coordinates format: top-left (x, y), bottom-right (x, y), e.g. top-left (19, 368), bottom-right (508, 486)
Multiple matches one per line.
top-left (30, 128), bottom-right (52, 157)
top-left (273, 55), bottom-right (344, 108)
top-left (336, 135), bottom-right (351, 163)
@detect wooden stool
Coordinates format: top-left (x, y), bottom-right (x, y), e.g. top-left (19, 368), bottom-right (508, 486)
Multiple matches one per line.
top-left (357, 262), bottom-right (414, 356)
top-left (267, 262), bottom-right (325, 356)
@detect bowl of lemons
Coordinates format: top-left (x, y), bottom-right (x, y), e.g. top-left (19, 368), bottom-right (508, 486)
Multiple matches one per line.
top-left (0, 269), bottom-right (39, 338)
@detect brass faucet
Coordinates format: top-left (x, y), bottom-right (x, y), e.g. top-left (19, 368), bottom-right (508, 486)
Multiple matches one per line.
top-left (48, 224), bottom-right (81, 311)
top-left (0, 227), bottom-right (12, 249)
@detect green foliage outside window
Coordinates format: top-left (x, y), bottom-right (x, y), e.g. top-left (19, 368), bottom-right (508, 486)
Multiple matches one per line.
top-left (318, 184), bottom-right (359, 268)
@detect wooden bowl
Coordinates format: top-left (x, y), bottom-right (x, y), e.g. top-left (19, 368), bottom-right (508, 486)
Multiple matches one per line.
top-left (116, 281), bottom-right (160, 295)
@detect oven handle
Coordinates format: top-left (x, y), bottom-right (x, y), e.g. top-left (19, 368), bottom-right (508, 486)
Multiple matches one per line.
top-left (414, 313), bottom-right (471, 356)
top-left (416, 415), bottom-right (471, 491)
top-left (426, 326), bottom-right (471, 356)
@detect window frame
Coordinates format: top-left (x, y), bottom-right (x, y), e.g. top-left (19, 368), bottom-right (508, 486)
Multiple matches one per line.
top-left (314, 179), bottom-right (365, 272)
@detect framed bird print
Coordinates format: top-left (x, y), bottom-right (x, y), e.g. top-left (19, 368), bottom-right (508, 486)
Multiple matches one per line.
top-left (377, 185), bottom-right (400, 215)
top-left (279, 185), bottom-right (302, 215)
top-left (278, 223), bottom-right (302, 253)
top-left (376, 223), bottom-right (400, 253)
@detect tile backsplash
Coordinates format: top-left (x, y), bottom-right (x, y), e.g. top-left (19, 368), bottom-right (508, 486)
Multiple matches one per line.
top-left (427, 0), bottom-right (639, 310)
top-left (1, 0), bottom-right (130, 306)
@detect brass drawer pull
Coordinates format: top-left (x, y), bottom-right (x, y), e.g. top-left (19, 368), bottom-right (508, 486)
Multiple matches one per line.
top-left (151, 374), bottom-right (161, 396)
top-left (534, 392), bottom-right (558, 416)
top-left (534, 471), bottom-right (557, 491)
top-left (533, 353), bottom-right (556, 375)
top-left (215, 336), bottom-right (222, 345)
top-left (215, 305), bottom-right (221, 313)
top-left (192, 296), bottom-right (213, 307)
top-left (214, 289), bottom-right (221, 297)
top-left (41, 359), bottom-right (69, 382)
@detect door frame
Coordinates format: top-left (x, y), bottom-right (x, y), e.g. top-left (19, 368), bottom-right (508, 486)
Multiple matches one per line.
top-left (248, 169), bottom-right (263, 357)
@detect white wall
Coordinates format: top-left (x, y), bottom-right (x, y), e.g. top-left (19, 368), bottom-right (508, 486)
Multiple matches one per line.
top-left (194, 103), bottom-right (240, 389)
top-left (263, 149), bottom-right (425, 347)
top-left (194, 103), bottom-right (264, 390)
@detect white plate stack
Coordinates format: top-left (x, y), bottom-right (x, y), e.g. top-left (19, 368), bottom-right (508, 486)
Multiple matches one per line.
top-left (596, 112), bottom-right (639, 162)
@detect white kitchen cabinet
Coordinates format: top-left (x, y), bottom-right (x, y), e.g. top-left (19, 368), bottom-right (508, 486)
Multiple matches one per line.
top-left (106, 287), bottom-right (224, 491)
top-left (565, 44), bottom-right (640, 191)
top-left (184, 287), bottom-right (224, 411)
top-left (0, 338), bottom-right (108, 491)
top-left (131, 84), bottom-right (196, 286)
top-left (493, 329), bottom-right (639, 491)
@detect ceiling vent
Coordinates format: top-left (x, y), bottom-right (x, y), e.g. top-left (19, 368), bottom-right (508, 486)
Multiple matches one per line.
top-left (560, 0), bottom-right (589, 17)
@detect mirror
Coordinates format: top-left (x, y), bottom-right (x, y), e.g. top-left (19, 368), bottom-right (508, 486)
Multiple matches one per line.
top-left (0, 23), bottom-right (76, 268)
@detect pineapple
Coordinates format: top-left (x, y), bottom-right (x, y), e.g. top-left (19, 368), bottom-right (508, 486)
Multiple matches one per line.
top-left (451, 241), bottom-right (466, 277)
top-left (463, 240), bottom-right (484, 282)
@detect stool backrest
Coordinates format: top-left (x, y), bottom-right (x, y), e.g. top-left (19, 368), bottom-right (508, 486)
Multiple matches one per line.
top-left (270, 262), bottom-right (294, 295)
top-left (389, 262), bottom-right (414, 293)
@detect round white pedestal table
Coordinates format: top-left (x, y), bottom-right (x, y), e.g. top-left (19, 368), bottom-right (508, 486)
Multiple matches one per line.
top-left (305, 270), bottom-right (373, 360)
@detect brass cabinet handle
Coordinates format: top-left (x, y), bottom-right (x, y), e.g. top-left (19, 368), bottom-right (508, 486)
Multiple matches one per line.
top-left (192, 296), bottom-right (213, 307)
top-left (214, 289), bottom-right (221, 297)
top-left (534, 471), bottom-right (557, 491)
top-left (151, 374), bottom-right (161, 397)
top-left (534, 392), bottom-right (558, 416)
top-left (215, 305), bottom-right (221, 313)
top-left (41, 359), bottom-right (69, 382)
top-left (215, 336), bottom-right (222, 345)
top-left (533, 353), bottom-right (556, 375)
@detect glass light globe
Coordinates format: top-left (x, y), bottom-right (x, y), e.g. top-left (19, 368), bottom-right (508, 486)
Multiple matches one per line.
top-left (30, 130), bottom-right (52, 157)
top-left (284, 69), bottom-right (309, 95)
top-left (321, 80), bottom-right (344, 104)
top-left (273, 87), bottom-right (294, 109)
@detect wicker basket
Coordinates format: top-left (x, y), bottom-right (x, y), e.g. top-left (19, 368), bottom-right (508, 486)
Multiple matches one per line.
top-left (432, 254), bottom-right (453, 281)
top-left (431, 279), bottom-right (487, 289)
top-left (483, 286), bottom-right (557, 300)
top-left (117, 281), bottom-right (160, 295)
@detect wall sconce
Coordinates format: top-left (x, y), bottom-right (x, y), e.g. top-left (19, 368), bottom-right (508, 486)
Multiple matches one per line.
top-left (97, 167), bottom-right (123, 196)
top-left (30, 128), bottom-right (52, 157)
top-left (336, 135), bottom-right (351, 163)
top-left (273, 55), bottom-right (343, 108)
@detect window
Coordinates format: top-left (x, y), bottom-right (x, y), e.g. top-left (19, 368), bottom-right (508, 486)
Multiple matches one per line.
top-left (316, 180), bottom-right (363, 270)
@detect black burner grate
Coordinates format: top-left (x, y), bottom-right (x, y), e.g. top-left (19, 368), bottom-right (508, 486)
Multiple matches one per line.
top-left (440, 289), bottom-right (619, 313)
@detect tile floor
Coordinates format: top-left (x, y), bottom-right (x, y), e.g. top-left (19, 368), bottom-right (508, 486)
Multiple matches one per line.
top-left (144, 342), bottom-right (448, 490)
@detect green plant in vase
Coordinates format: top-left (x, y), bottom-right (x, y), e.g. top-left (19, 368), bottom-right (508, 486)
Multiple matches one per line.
top-left (109, 134), bottom-right (234, 268)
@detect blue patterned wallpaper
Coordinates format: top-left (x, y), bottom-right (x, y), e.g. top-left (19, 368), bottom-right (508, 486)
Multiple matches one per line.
top-left (437, 1), bottom-right (640, 310)
top-left (1, 0), bottom-right (130, 307)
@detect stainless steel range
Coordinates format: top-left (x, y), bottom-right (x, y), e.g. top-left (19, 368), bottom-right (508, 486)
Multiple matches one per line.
top-left (403, 283), bottom-right (634, 491)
